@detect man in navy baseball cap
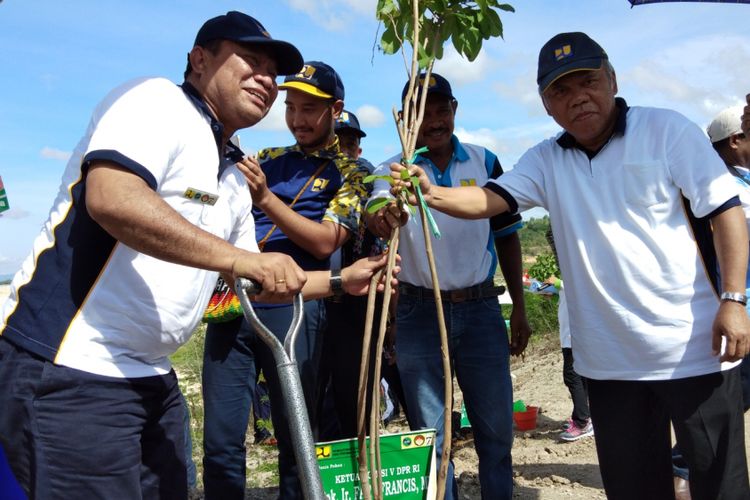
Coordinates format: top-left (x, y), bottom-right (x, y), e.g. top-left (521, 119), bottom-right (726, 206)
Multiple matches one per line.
top-left (335, 109), bottom-right (367, 160)
top-left (187, 11), bottom-right (303, 77)
top-left (401, 72), bottom-right (455, 104)
top-left (536, 31), bottom-right (608, 93)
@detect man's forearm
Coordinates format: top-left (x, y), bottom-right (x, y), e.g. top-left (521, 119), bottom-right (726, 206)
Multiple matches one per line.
top-left (712, 205), bottom-right (749, 293)
top-left (87, 163), bottom-right (247, 275)
top-left (429, 185), bottom-right (510, 219)
top-left (256, 194), bottom-right (349, 259)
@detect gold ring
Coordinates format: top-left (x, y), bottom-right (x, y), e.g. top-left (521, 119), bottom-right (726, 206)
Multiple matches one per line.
top-left (275, 279), bottom-right (286, 284)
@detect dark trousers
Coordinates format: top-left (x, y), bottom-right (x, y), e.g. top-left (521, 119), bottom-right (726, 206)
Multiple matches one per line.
top-left (202, 300), bottom-right (326, 500)
top-left (561, 347), bottom-right (590, 426)
top-left (0, 337), bottom-right (186, 500)
top-left (321, 295), bottom-right (380, 440)
top-left (321, 294), bottom-right (410, 441)
top-left (587, 368), bottom-right (749, 500)
top-left (741, 354), bottom-right (750, 412)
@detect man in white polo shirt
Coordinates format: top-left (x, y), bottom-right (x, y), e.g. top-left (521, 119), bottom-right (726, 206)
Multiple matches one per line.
top-left (0, 11), bottom-right (393, 499)
top-left (389, 33), bottom-right (750, 500)
top-left (367, 73), bottom-right (531, 500)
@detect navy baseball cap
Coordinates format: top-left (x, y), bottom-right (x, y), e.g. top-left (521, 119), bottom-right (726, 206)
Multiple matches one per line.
top-left (537, 32), bottom-right (608, 93)
top-left (194, 11), bottom-right (303, 75)
top-left (401, 72), bottom-right (455, 103)
top-left (335, 110), bottom-right (366, 138)
top-left (279, 61), bottom-right (345, 100)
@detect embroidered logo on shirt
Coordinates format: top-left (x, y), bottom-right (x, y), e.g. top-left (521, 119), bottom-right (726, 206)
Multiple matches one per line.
top-left (183, 188), bottom-right (218, 205)
top-left (460, 178), bottom-right (477, 186)
top-left (312, 178), bottom-right (330, 191)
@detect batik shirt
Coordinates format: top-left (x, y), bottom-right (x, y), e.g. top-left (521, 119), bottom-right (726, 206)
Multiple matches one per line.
top-left (254, 139), bottom-right (369, 271)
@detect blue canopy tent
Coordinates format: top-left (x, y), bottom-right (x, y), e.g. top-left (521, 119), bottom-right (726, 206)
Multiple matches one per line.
top-left (629, 0), bottom-right (749, 4)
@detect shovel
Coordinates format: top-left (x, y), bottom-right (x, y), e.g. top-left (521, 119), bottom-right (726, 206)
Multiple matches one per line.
top-left (235, 277), bottom-right (326, 500)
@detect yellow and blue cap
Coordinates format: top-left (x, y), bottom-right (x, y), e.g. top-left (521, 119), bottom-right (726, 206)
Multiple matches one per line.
top-left (279, 61), bottom-right (345, 100)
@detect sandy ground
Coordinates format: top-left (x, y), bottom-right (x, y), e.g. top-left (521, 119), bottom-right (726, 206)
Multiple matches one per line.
top-left (4, 282), bottom-right (747, 499)
top-left (239, 335), bottom-right (750, 500)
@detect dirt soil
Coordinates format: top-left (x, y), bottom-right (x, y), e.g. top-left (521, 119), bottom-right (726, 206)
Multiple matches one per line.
top-left (235, 334), bottom-right (750, 499)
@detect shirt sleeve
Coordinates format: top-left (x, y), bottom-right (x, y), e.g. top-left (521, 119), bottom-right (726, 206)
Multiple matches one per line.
top-left (82, 78), bottom-right (183, 190)
top-left (485, 142), bottom-right (550, 214)
top-left (486, 150), bottom-right (523, 235)
top-left (666, 113), bottom-right (741, 218)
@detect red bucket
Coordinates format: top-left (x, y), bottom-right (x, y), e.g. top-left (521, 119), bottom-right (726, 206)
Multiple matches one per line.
top-left (513, 405), bottom-right (538, 431)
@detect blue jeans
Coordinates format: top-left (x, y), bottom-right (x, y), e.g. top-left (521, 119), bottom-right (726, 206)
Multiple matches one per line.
top-left (0, 338), bottom-right (186, 499)
top-left (202, 300), bottom-right (326, 500)
top-left (395, 294), bottom-right (514, 500)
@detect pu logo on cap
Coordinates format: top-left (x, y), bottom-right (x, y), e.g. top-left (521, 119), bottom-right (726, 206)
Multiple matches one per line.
top-left (554, 45), bottom-right (572, 61)
top-left (417, 75), bottom-right (438, 88)
top-left (295, 65), bottom-right (316, 80)
top-left (339, 111), bottom-right (351, 124)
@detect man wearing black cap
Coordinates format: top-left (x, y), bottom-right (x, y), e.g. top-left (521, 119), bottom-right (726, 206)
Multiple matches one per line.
top-left (367, 72), bottom-right (531, 499)
top-left (0, 12), bottom-right (393, 499)
top-left (390, 32), bottom-right (750, 499)
top-left (335, 109), bottom-right (369, 161)
top-left (202, 61), bottom-right (371, 499)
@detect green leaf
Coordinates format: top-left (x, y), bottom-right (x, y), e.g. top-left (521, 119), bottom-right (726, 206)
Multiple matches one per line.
top-left (366, 197), bottom-right (392, 214)
top-left (400, 167), bottom-right (411, 181)
top-left (485, 9), bottom-right (503, 38)
top-left (363, 174), bottom-right (395, 185)
top-left (376, 0), bottom-right (397, 17)
top-left (380, 26), bottom-right (401, 54)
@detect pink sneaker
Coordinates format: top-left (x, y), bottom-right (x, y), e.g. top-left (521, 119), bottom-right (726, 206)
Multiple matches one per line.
top-left (559, 419), bottom-right (594, 442)
top-left (561, 417), bottom-right (574, 431)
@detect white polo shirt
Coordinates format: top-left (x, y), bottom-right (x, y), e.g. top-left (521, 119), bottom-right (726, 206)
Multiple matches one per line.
top-left (487, 101), bottom-right (741, 380)
top-left (1, 78), bottom-right (258, 378)
top-left (370, 136), bottom-right (522, 290)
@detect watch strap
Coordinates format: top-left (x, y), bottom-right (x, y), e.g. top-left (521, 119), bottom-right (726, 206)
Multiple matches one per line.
top-left (720, 291), bottom-right (748, 306)
top-left (330, 268), bottom-right (344, 297)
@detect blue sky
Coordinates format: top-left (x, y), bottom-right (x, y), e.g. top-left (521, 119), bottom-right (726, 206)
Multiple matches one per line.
top-left (1, 0), bottom-right (749, 276)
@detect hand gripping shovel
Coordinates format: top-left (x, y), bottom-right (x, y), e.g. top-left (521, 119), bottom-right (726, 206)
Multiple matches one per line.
top-left (235, 278), bottom-right (326, 500)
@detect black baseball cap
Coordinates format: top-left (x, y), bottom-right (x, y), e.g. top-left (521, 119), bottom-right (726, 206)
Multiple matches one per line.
top-left (194, 11), bottom-right (303, 75)
top-left (279, 61), bottom-right (345, 101)
top-left (335, 110), bottom-right (366, 138)
top-left (401, 72), bottom-right (455, 103)
top-left (537, 32), bottom-right (608, 93)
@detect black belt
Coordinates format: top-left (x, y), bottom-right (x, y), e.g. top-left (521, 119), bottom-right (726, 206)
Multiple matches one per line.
top-left (399, 280), bottom-right (506, 303)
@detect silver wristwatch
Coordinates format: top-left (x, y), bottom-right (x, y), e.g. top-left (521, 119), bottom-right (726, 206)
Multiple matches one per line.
top-left (720, 291), bottom-right (748, 306)
top-left (330, 268), bottom-right (344, 298)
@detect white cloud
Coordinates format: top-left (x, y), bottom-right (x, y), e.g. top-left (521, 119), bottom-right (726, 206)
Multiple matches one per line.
top-left (434, 46), bottom-right (493, 87)
top-left (355, 104), bottom-right (385, 128)
top-left (621, 34), bottom-right (750, 123)
top-left (455, 120), bottom-right (559, 166)
top-left (40, 147), bottom-right (71, 161)
top-left (254, 98), bottom-right (287, 132)
top-left (0, 207), bottom-right (31, 220)
top-left (492, 71), bottom-right (547, 118)
top-left (284, 0), bottom-right (377, 31)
